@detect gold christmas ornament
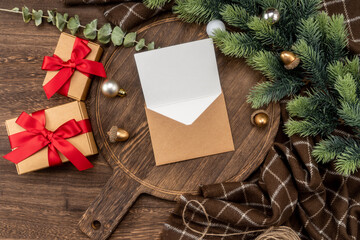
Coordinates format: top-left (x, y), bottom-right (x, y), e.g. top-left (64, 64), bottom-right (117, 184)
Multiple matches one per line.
top-left (101, 79), bottom-right (127, 98)
top-left (280, 51), bottom-right (300, 70)
top-left (251, 110), bottom-right (269, 128)
top-left (262, 8), bottom-right (280, 24)
top-left (107, 126), bottom-right (129, 142)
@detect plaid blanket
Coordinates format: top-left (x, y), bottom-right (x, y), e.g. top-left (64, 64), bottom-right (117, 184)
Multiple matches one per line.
top-left (161, 101), bottom-right (360, 240)
top-left (64, 0), bottom-right (360, 239)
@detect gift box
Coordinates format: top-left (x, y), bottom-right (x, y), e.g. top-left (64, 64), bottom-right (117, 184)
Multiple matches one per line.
top-left (42, 33), bottom-right (106, 101)
top-left (4, 101), bottom-right (98, 174)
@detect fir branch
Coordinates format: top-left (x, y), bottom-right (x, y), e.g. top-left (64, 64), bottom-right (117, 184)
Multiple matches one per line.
top-left (335, 143), bottom-right (360, 175)
top-left (287, 90), bottom-right (338, 118)
top-left (286, 90), bottom-right (338, 136)
top-left (325, 14), bottom-right (347, 62)
top-left (247, 51), bottom-right (298, 81)
top-left (292, 39), bottom-right (327, 89)
top-left (246, 50), bottom-right (304, 107)
top-left (247, 79), bottom-right (303, 108)
top-left (296, 17), bottom-right (322, 49)
top-left (247, 16), bottom-right (290, 49)
top-left (334, 74), bottom-right (360, 129)
top-left (316, 11), bottom-right (330, 40)
top-left (246, 81), bottom-right (276, 108)
top-left (212, 29), bottom-right (260, 58)
top-left (285, 117), bottom-right (337, 137)
top-left (327, 60), bottom-right (347, 85)
top-left (313, 135), bottom-right (354, 163)
top-left (280, 0), bottom-right (321, 39)
top-left (335, 73), bottom-right (358, 104)
top-left (338, 102), bottom-right (360, 129)
top-left (220, 4), bottom-right (250, 29)
top-left (328, 58), bottom-right (360, 86)
top-left (297, 0), bottom-right (322, 18)
top-left (230, 0), bottom-right (258, 15)
top-left (247, 51), bottom-right (280, 80)
top-left (345, 58), bottom-right (360, 82)
top-left (286, 96), bottom-right (314, 118)
top-left (144, 0), bottom-right (171, 9)
top-left (173, 0), bottom-right (227, 23)
top-left (258, 0), bottom-right (281, 10)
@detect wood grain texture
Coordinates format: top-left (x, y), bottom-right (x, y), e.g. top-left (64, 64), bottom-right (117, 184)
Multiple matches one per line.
top-left (0, 1), bottom-right (279, 240)
top-left (78, 16), bottom-right (280, 239)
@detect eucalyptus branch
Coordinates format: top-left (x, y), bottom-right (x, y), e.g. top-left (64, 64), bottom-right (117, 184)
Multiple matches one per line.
top-left (0, 8), bottom-right (23, 14)
top-left (0, 6), bottom-right (156, 51)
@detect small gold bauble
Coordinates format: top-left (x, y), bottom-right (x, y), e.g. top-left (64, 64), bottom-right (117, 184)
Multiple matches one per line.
top-left (251, 110), bottom-right (269, 128)
top-left (107, 126), bottom-right (129, 142)
top-left (280, 51), bottom-right (300, 70)
top-left (102, 80), bottom-right (127, 98)
top-left (262, 8), bottom-right (280, 24)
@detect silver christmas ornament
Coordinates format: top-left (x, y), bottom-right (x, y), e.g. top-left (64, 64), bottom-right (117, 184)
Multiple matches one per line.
top-left (206, 19), bottom-right (226, 37)
top-left (101, 80), bottom-right (127, 98)
top-left (262, 8), bottom-right (280, 24)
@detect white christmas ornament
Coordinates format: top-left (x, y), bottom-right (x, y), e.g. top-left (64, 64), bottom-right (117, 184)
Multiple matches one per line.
top-left (206, 19), bottom-right (226, 37)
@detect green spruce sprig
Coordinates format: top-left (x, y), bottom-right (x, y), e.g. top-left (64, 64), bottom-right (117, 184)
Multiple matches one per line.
top-left (0, 6), bottom-right (155, 51)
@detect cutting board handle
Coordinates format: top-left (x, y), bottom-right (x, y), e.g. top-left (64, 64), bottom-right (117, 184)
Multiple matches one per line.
top-left (78, 169), bottom-right (143, 240)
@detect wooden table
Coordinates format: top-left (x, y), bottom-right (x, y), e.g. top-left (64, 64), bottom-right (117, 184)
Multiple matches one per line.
top-left (0, 1), bottom-right (174, 239)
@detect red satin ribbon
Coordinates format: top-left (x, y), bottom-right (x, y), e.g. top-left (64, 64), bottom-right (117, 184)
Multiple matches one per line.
top-left (3, 110), bottom-right (93, 171)
top-left (42, 37), bottom-right (107, 99)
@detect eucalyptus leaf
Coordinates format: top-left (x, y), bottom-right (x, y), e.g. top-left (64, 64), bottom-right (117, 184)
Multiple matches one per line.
top-left (135, 38), bottom-right (146, 51)
top-left (67, 15), bottom-right (80, 35)
top-left (111, 26), bottom-right (125, 46)
top-left (47, 10), bottom-right (55, 25)
top-left (22, 6), bottom-right (31, 23)
top-left (83, 19), bottom-right (97, 40)
top-left (98, 23), bottom-right (112, 44)
top-left (12, 7), bottom-right (20, 12)
top-left (147, 41), bottom-right (155, 50)
top-left (123, 32), bottom-right (137, 47)
top-left (55, 12), bottom-right (68, 32)
top-left (32, 9), bottom-right (43, 26)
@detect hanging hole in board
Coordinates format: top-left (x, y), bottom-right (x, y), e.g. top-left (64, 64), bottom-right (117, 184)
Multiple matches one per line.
top-left (91, 220), bottom-right (101, 230)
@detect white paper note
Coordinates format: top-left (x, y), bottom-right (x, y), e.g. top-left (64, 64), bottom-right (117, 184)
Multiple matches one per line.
top-left (134, 38), bottom-right (222, 125)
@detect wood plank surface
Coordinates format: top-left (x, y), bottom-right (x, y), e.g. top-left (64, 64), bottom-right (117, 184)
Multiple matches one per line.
top-left (0, 1), bottom-right (174, 239)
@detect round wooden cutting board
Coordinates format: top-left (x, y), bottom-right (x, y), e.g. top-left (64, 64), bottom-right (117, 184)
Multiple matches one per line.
top-left (79, 15), bottom-right (280, 240)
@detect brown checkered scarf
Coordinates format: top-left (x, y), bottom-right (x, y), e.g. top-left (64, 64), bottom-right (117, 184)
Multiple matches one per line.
top-left (161, 100), bottom-right (360, 240)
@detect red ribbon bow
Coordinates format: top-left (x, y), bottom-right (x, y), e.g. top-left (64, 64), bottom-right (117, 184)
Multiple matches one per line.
top-left (3, 110), bottom-right (93, 171)
top-left (42, 37), bottom-right (107, 99)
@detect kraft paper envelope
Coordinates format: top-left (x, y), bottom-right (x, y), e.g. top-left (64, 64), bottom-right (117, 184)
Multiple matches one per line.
top-left (134, 38), bottom-right (234, 165)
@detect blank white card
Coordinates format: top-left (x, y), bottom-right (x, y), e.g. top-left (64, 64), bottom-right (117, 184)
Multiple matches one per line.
top-left (134, 38), bottom-right (222, 125)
